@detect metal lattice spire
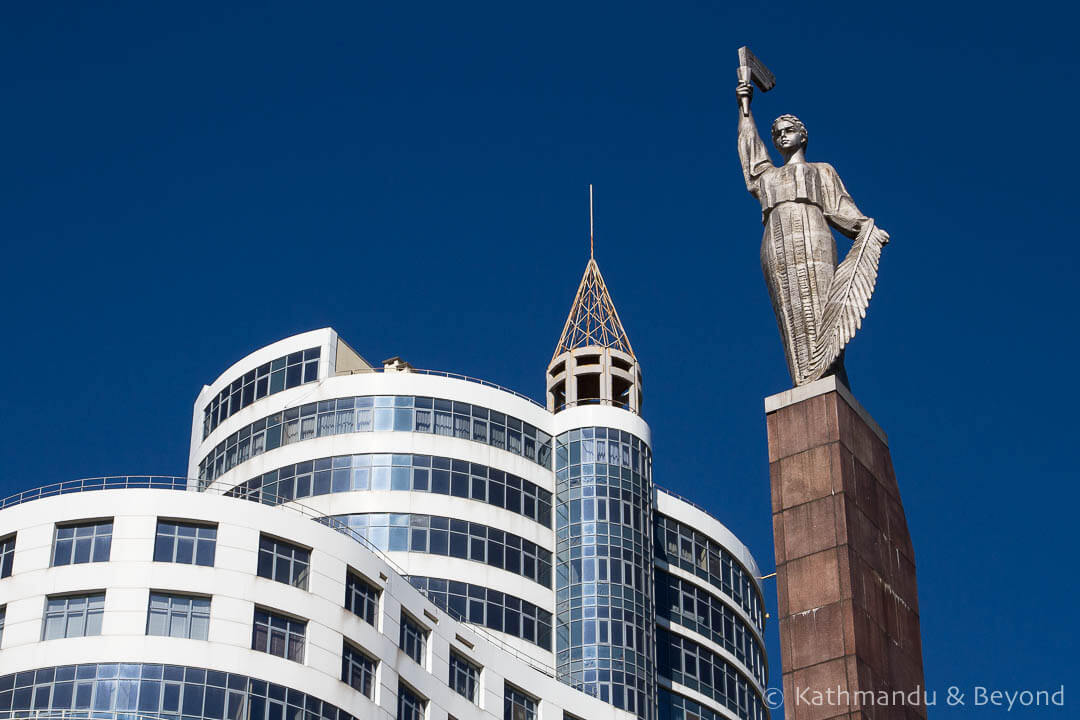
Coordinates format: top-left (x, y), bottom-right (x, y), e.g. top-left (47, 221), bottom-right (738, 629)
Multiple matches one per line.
top-left (551, 186), bottom-right (635, 361)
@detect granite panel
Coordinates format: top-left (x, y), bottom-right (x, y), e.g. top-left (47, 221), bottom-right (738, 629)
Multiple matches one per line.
top-left (783, 548), bottom-right (843, 614)
top-left (767, 385), bottom-right (926, 720)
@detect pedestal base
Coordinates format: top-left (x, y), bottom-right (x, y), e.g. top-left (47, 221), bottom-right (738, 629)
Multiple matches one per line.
top-left (766, 376), bottom-right (926, 720)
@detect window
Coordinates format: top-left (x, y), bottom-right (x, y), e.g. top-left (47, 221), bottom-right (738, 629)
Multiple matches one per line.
top-left (656, 628), bottom-right (765, 720)
top-left (0, 606), bottom-right (5, 645)
top-left (199, 395), bottom-right (553, 487)
top-left (0, 534), bottom-right (14, 578)
top-left (504, 685), bottom-right (537, 720)
top-left (257, 535), bottom-right (310, 589)
top-left (397, 683), bottom-right (426, 720)
top-left (408, 577), bottom-right (553, 650)
top-left (342, 641), bottom-right (377, 698)
top-left (230, 453), bottom-right (553, 528)
top-left (449, 651), bottom-right (480, 703)
top-left (43, 593), bottom-right (105, 640)
top-left (154, 521), bottom-right (217, 566)
top-left (203, 346), bottom-right (322, 438)
top-left (346, 571), bottom-right (380, 625)
top-left (654, 569), bottom-right (766, 686)
top-left (146, 592), bottom-right (210, 640)
top-left (52, 520), bottom-right (112, 566)
top-left (331, 514), bottom-right (552, 588)
top-left (398, 612), bottom-right (427, 665)
top-left (653, 513), bottom-right (764, 633)
top-left (252, 608), bottom-right (306, 662)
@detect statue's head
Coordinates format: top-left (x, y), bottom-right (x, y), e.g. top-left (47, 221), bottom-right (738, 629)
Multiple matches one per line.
top-left (772, 114), bottom-right (808, 153)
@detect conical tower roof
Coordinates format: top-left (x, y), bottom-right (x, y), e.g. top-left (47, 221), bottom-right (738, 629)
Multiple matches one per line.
top-left (552, 257), bottom-right (635, 361)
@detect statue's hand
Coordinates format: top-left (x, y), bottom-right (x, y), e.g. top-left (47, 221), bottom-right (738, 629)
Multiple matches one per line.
top-left (736, 81), bottom-right (753, 107)
top-left (873, 227), bottom-right (890, 246)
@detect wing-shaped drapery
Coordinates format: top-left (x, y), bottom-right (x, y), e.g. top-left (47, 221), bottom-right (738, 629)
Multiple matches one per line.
top-left (808, 219), bottom-right (886, 383)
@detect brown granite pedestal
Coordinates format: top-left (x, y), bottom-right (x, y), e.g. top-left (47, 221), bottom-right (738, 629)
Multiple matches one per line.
top-left (766, 377), bottom-right (926, 720)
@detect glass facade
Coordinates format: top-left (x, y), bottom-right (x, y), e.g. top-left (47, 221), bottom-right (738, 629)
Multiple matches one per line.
top-left (655, 629), bottom-right (765, 720)
top-left (203, 347), bottom-right (321, 439)
top-left (228, 453), bottom-right (552, 528)
top-left (0, 663), bottom-right (355, 720)
top-left (658, 688), bottom-right (730, 720)
top-left (653, 515), bottom-right (764, 633)
top-left (407, 577), bottom-right (553, 650)
top-left (199, 396), bottom-right (553, 486)
top-left (555, 428), bottom-right (654, 720)
top-left (654, 570), bottom-right (765, 686)
top-left (328, 514), bottom-right (552, 588)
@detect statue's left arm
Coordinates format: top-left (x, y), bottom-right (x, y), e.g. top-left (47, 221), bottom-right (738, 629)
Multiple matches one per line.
top-left (808, 163), bottom-right (891, 382)
top-left (819, 164), bottom-right (889, 243)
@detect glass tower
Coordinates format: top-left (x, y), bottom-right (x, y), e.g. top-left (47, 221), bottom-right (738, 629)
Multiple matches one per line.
top-left (555, 427), bottom-right (654, 719)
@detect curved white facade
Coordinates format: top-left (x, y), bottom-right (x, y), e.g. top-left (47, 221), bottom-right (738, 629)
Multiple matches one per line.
top-left (0, 488), bottom-right (632, 720)
top-left (1, 327), bottom-right (769, 720)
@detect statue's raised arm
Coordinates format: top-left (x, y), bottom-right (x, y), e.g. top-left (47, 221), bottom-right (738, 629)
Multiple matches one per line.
top-left (734, 48), bottom-right (890, 387)
top-left (736, 86), bottom-right (773, 197)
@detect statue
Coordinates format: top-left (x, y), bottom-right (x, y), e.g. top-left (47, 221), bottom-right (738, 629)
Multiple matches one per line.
top-left (736, 47), bottom-right (890, 387)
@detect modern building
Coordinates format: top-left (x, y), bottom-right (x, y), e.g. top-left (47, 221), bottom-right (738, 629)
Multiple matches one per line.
top-left (0, 255), bottom-right (768, 720)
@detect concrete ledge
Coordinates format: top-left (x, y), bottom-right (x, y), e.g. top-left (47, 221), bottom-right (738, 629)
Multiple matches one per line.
top-left (764, 375), bottom-right (888, 445)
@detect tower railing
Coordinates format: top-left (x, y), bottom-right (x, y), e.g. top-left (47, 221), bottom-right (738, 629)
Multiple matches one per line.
top-left (553, 397), bottom-right (633, 412)
top-left (653, 484), bottom-right (717, 520)
top-left (0, 476), bottom-right (190, 511)
top-left (0, 476), bottom-right (555, 678)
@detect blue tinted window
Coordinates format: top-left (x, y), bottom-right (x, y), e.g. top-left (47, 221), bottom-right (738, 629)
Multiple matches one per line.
top-left (52, 522), bottom-right (112, 566)
top-left (200, 395), bottom-right (552, 487)
top-left (0, 663), bottom-right (353, 720)
top-left (0, 534), bottom-right (14, 578)
top-left (154, 521), bottom-right (216, 567)
top-left (203, 347), bottom-right (320, 438)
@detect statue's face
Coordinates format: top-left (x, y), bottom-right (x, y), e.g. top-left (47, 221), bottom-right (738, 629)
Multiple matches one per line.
top-left (772, 120), bottom-right (806, 152)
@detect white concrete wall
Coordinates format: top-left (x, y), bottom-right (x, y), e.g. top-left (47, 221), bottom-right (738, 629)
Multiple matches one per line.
top-left (0, 489), bottom-right (635, 720)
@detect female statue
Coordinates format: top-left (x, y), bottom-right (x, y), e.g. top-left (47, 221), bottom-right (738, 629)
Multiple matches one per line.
top-left (737, 80), bottom-right (890, 386)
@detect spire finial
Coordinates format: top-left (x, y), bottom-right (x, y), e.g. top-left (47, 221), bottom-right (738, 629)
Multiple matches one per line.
top-left (589, 184), bottom-right (594, 259)
top-left (551, 200), bottom-right (636, 362)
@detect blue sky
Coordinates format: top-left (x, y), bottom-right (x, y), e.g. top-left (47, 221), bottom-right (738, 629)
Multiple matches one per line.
top-left (1, 1), bottom-right (1076, 715)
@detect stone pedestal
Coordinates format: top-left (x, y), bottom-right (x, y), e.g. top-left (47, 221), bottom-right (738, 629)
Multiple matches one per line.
top-left (766, 377), bottom-right (926, 720)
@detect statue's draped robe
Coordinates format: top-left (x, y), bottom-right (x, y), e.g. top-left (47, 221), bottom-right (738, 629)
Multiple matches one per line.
top-left (738, 116), bottom-right (870, 384)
